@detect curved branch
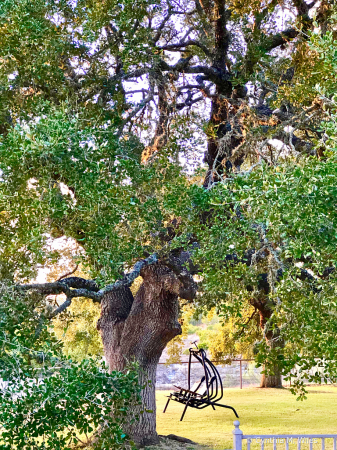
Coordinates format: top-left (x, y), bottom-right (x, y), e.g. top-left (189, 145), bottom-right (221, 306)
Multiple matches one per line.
top-left (17, 249), bottom-right (199, 319)
top-left (17, 281), bottom-right (101, 302)
top-left (153, 7), bottom-right (174, 43)
top-left (98, 253), bottom-right (159, 296)
top-left (176, 95), bottom-right (204, 110)
top-left (48, 297), bottom-right (72, 319)
top-left (57, 265), bottom-right (79, 281)
top-left (59, 277), bottom-right (100, 291)
top-left (118, 91), bottom-right (154, 136)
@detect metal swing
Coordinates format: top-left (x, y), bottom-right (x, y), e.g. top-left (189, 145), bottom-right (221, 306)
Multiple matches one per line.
top-left (163, 344), bottom-right (239, 421)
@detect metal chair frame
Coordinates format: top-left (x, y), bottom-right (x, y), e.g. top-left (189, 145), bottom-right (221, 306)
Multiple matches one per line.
top-left (163, 347), bottom-right (239, 421)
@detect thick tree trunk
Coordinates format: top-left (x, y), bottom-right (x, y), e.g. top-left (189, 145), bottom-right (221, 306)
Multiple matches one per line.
top-left (97, 286), bottom-right (134, 372)
top-left (97, 263), bottom-right (195, 446)
top-left (251, 294), bottom-right (284, 389)
top-left (202, 3), bottom-right (247, 188)
top-left (260, 371), bottom-right (282, 388)
top-left (260, 334), bottom-right (284, 388)
top-left (125, 362), bottom-right (159, 446)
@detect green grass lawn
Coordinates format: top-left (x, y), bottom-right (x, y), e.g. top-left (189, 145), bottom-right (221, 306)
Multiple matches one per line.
top-left (156, 386), bottom-right (337, 449)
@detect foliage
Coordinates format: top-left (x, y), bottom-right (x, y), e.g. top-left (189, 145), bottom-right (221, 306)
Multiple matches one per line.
top-left (45, 254), bottom-right (104, 361)
top-left (159, 11), bottom-right (337, 391)
top-left (194, 309), bottom-right (261, 361)
top-left (179, 149), bottom-right (337, 393)
top-left (0, 283), bottom-right (140, 449)
top-left (53, 297), bottom-right (103, 362)
top-left (0, 0), bottom-right (190, 285)
top-left (279, 13), bottom-right (337, 106)
top-left (1, 0), bottom-right (337, 403)
top-left (167, 307), bottom-right (260, 363)
top-left (0, 105), bottom-right (186, 284)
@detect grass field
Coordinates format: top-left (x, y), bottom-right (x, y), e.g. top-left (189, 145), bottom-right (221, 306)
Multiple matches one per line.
top-left (156, 386), bottom-right (337, 449)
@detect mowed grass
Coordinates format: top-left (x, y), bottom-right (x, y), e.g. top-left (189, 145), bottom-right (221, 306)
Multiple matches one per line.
top-left (156, 386), bottom-right (337, 449)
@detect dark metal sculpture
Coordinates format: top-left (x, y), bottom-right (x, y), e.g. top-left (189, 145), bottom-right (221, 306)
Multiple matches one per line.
top-left (163, 345), bottom-right (239, 421)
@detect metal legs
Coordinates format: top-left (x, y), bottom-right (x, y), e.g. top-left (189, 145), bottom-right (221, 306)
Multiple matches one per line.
top-left (213, 402), bottom-right (239, 418)
top-left (163, 395), bottom-right (190, 422)
top-left (163, 395), bottom-right (239, 420)
top-left (180, 399), bottom-right (191, 421)
top-left (164, 395), bottom-right (191, 421)
top-left (163, 394), bottom-right (191, 421)
top-left (163, 395), bottom-right (171, 413)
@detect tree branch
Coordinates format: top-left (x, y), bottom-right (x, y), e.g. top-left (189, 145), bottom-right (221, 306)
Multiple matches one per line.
top-left (57, 265), bottom-right (79, 281)
top-left (17, 247), bottom-right (200, 318)
top-left (307, 0), bottom-right (319, 9)
top-left (264, 28), bottom-right (299, 52)
top-left (98, 254), bottom-right (160, 296)
top-left (292, 0), bottom-right (310, 18)
top-left (153, 7), bottom-right (174, 43)
top-left (59, 277), bottom-right (100, 292)
top-left (17, 281), bottom-right (101, 302)
top-left (158, 39), bottom-right (212, 58)
top-left (254, 0), bottom-right (280, 30)
top-left (117, 91), bottom-right (154, 135)
top-left (236, 307), bottom-right (258, 337)
top-left (48, 297), bottom-right (72, 319)
top-left (157, 58), bottom-right (226, 83)
top-left (176, 95), bottom-right (204, 110)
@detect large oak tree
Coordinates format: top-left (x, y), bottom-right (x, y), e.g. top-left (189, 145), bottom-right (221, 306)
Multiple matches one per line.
top-left (1, 0), bottom-right (337, 445)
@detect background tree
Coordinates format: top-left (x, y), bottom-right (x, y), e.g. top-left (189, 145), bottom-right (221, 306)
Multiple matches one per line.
top-left (1, 0), bottom-right (337, 445)
top-left (166, 306), bottom-right (261, 365)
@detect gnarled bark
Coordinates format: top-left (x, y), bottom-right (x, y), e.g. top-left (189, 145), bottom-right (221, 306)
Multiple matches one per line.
top-left (97, 286), bottom-right (134, 372)
top-left (97, 263), bottom-right (196, 446)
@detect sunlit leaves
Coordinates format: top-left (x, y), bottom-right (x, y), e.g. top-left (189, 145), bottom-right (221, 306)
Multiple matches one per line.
top-left (0, 283), bottom-right (140, 450)
top-left (0, 103), bottom-right (189, 283)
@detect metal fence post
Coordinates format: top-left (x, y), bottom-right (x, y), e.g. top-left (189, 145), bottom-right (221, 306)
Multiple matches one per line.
top-left (233, 420), bottom-right (243, 450)
top-left (240, 360), bottom-right (242, 389)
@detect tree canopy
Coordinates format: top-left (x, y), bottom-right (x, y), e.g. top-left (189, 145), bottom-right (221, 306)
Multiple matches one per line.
top-left (1, 0), bottom-right (337, 445)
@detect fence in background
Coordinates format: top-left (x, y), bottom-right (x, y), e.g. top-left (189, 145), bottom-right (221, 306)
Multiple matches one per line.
top-left (233, 421), bottom-right (337, 450)
top-left (156, 359), bottom-right (331, 390)
top-left (156, 359), bottom-right (265, 390)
